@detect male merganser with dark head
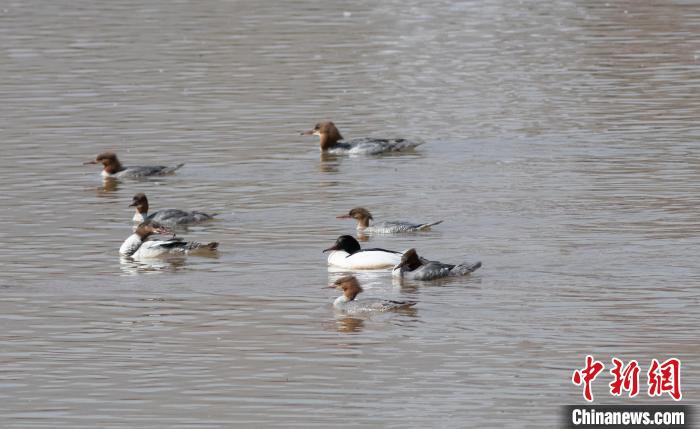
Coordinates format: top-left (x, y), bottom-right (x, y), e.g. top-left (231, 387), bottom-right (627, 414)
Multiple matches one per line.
top-left (392, 248), bottom-right (482, 281)
top-left (119, 221), bottom-right (218, 260)
top-left (331, 275), bottom-right (415, 313)
top-left (323, 235), bottom-right (402, 270)
top-left (84, 152), bottom-right (184, 178)
top-left (301, 121), bottom-right (422, 155)
top-left (130, 193), bottom-right (216, 226)
top-left (337, 207), bottom-right (443, 233)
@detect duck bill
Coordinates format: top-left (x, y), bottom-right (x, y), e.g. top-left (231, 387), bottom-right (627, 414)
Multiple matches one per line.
top-left (322, 244), bottom-right (340, 253)
top-left (336, 214), bottom-right (352, 219)
top-left (83, 160), bottom-right (98, 165)
top-left (128, 202), bottom-right (137, 207)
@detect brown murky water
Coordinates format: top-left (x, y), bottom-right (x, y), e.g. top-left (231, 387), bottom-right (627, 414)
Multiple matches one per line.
top-left (1, 0), bottom-right (699, 427)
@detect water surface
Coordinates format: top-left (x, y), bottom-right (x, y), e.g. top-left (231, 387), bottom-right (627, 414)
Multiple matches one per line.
top-left (1, 0), bottom-right (699, 427)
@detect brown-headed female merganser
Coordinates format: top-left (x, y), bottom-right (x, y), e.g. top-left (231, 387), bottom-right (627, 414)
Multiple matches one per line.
top-left (337, 207), bottom-right (443, 233)
top-left (323, 235), bottom-right (402, 270)
top-left (392, 248), bottom-right (481, 281)
top-left (331, 275), bottom-right (415, 312)
top-left (130, 193), bottom-right (216, 226)
top-left (119, 221), bottom-right (218, 259)
top-left (84, 152), bottom-right (184, 178)
top-left (301, 121), bottom-right (422, 155)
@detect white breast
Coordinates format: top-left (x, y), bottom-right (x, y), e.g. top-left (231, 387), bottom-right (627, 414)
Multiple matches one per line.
top-left (333, 295), bottom-right (349, 309)
top-left (119, 234), bottom-right (143, 256)
top-left (131, 241), bottom-right (173, 259)
top-left (327, 250), bottom-right (402, 270)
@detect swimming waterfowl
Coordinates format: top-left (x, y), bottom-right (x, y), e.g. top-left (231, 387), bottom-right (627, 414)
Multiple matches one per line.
top-left (301, 121), bottom-right (422, 155)
top-left (119, 221), bottom-right (218, 260)
top-left (337, 207), bottom-right (443, 233)
top-left (323, 235), bottom-right (402, 270)
top-left (331, 275), bottom-right (415, 312)
top-left (130, 193), bottom-right (216, 226)
top-left (392, 248), bottom-right (481, 280)
top-left (84, 152), bottom-right (184, 178)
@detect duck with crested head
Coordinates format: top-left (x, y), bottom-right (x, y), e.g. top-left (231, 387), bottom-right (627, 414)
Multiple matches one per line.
top-left (331, 275), bottom-right (415, 313)
top-left (392, 248), bottom-right (481, 281)
top-left (323, 235), bottom-right (403, 270)
top-left (119, 220), bottom-right (218, 260)
top-left (338, 207), bottom-right (443, 234)
top-left (130, 193), bottom-right (216, 227)
top-left (301, 121), bottom-right (422, 155)
top-left (84, 152), bottom-right (184, 179)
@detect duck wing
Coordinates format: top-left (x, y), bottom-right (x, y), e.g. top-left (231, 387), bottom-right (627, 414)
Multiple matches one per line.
top-left (120, 163), bottom-right (184, 177)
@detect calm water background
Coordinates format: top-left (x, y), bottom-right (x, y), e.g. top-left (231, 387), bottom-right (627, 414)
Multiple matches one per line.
top-left (1, 0), bottom-right (699, 427)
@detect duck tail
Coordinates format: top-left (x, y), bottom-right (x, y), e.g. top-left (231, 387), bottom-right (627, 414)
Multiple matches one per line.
top-left (186, 241), bottom-right (219, 254)
top-left (386, 300), bottom-right (417, 310)
top-left (451, 261), bottom-right (482, 276)
top-left (193, 211), bottom-right (218, 221)
top-left (166, 163), bottom-right (185, 174)
top-left (392, 139), bottom-right (423, 151)
top-left (418, 220), bottom-right (443, 230)
top-left (203, 242), bottom-right (219, 251)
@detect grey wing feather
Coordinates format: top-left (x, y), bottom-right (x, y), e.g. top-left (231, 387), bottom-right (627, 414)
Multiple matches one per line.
top-left (120, 163), bottom-right (184, 177)
top-left (372, 221), bottom-right (440, 233)
top-left (153, 238), bottom-right (218, 252)
top-left (148, 209), bottom-right (216, 226)
top-left (342, 138), bottom-right (423, 155)
top-left (414, 262), bottom-right (453, 280)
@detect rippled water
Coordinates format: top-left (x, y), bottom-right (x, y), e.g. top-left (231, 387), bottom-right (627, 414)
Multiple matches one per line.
top-left (1, 0), bottom-right (699, 427)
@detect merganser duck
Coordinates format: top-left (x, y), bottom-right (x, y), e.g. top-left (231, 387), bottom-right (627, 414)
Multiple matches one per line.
top-left (130, 193), bottom-right (216, 226)
top-left (392, 248), bottom-right (482, 280)
top-left (323, 235), bottom-right (402, 270)
top-left (84, 152), bottom-right (184, 178)
top-left (301, 121), bottom-right (422, 155)
top-left (331, 275), bottom-right (415, 313)
top-left (337, 207), bottom-right (443, 233)
top-left (119, 221), bottom-right (218, 259)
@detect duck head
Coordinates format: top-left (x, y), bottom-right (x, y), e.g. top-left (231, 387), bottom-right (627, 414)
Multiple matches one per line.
top-left (333, 275), bottom-right (363, 301)
top-left (337, 207), bottom-right (373, 229)
top-left (301, 121), bottom-right (344, 151)
top-left (395, 248), bottom-right (423, 272)
top-left (134, 220), bottom-right (171, 240)
top-left (322, 235), bottom-right (361, 255)
top-left (84, 152), bottom-right (124, 174)
top-left (129, 192), bottom-right (149, 215)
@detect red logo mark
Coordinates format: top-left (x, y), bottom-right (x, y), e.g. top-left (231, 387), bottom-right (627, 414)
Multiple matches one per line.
top-left (609, 358), bottom-right (640, 397)
top-left (648, 358), bottom-right (682, 401)
top-left (572, 355), bottom-right (605, 402)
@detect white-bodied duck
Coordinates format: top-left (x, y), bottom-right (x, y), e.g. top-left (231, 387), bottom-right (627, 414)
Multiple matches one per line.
top-left (119, 221), bottom-right (218, 260)
top-left (323, 235), bottom-right (402, 270)
top-left (392, 248), bottom-right (481, 281)
top-left (331, 275), bottom-right (415, 313)
top-left (130, 193), bottom-right (216, 227)
top-left (301, 121), bottom-right (422, 155)
top-left (85, 152), bottom-right (184, 178)
top-left (337, 207), bottom-right (443, 234)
